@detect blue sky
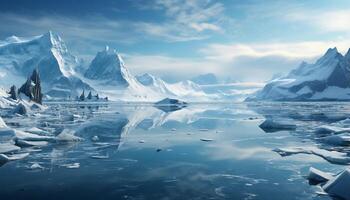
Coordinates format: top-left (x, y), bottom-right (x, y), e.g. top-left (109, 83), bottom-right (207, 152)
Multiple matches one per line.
top-left (0, 0), bottom-right (350, 82)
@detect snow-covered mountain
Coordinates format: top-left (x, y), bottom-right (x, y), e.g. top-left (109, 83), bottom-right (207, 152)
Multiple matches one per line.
top-left (136, 73), bottom-right (176, 96)
top-left (0, 31), bottom-right (92, 98)
top-left (136, 73), bottom-right (211, 100)
top-left (0, 31), bottom-right (258, 102)
top-left (84, 46), bottom-right (137, 87)
top-left (249, 47), bottom-right (350, 101)
top-left (191, 73), bottom-right (218, 85)
top-left (82, 47), bottom-right (162, 101)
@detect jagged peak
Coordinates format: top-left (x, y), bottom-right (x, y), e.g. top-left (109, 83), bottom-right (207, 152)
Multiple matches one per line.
top-left (315, 47), bottom-right (343, 65)
top-left (345, 48), bottom-right (350, 59)
top-left (31, 31), bottom-right (67, 54)
top-left (97, 46), bottom-right (125, 66)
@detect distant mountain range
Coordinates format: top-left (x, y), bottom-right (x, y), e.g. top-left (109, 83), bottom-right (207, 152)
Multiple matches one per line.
top-left (249, 47), bottom-right (350, 101)
top-left (0, 31), bottom-right (261, 102)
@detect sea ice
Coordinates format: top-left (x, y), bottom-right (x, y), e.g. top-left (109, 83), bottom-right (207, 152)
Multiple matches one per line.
top-left (15, 139), bottom-right (48, 147)
top-left (14, 130), bottom-right (54, 141)
top-left (56, 129), bottom-right (83, 142)
top-left (259, 118), bottom-right (296, 132)
top-left (321, 133), bottom-right (350, 146)
top-left (61, 162), bottom-right (80, 169)
top-left (323, 168), bottom-right (350, 200)
top-left (0, 152), bottom-right (29, 162)
top-left (315, 125), bottom-right (350, 135)
top-left (307, 167), bottom-right (333, 184)
top-left (29, 162), bottom-right (44, 170)
top-left (273, 147), bottom-right (350, 165)
top-left (200, 138), bottom-right (214, 142)
top-left (0, 142), bottom-right (20, 154)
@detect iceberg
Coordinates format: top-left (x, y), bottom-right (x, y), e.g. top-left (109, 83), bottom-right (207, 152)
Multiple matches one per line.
top-left (259, 118), bottom-right (296, 133)
top-left (307, 167), bottom-right (333, 184)
top-left (323, 168), bottom-right (350, 200)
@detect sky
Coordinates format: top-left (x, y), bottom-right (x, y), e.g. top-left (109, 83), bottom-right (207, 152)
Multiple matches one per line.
top-left (0, 0), bottom-right (350, 83)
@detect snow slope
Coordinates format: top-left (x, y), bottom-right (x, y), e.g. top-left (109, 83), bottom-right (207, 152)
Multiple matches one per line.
top-left (0, 31), bottom-right (92, 99)
top-left (249, 47), bottom-right (350, 101)
top-left (191, 73), bottom-right (218, 85)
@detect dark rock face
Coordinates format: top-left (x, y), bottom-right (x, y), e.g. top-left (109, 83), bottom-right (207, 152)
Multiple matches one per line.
top-left (79, 90), bottom-right (85, 101)
top-left (8, 85), bottom-right (17, 100)
top-left (87, 91), bottom-right (92, 100)
top-left (18, 69), bottom-right (43, 104)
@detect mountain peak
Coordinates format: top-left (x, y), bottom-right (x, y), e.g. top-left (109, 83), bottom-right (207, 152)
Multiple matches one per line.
top-left (315, 47), bottom-right (343, 65)
top-left (191, 73), bottom-right (218, 85)
top-left (37, 31), bottom-right (68, 53)
top-left (345, 48), bottom-right (350, 61)
top-left (84, 46), bottom-right (131, 86)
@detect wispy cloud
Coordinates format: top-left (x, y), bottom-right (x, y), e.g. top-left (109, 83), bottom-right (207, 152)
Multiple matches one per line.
top-left (125, 40), bottom-right (350, 82)
top-left (133, 0), bottom-right (228, 42)
top-left (200, 40), bottom-right (350, 62)
top-left (285, 9), bottom-right (350, 33)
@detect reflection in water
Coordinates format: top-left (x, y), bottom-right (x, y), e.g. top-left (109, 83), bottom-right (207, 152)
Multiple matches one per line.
top-left (0, 102), bottom-right (348, 199)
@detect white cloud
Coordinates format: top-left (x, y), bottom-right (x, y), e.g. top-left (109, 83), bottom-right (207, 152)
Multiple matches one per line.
top-left (133, 0), bottom-right (228, 42)
top-left (123, 54), bottom-right (220, 81)
top-left (200, 41), bottom-right (350, 62)
top-left (286, 9), bottom-right (350, 33)
top-left (124, 40), bottom-right (350, 82)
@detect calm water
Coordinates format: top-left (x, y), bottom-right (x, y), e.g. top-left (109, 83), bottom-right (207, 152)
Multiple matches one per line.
top-left (0, 102), bottom-right (348, 200)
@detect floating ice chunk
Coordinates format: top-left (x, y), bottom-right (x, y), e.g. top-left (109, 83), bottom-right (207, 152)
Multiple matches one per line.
top-left (307, 167), bottom-right (333, 184)
top-left (259, 118), bottom-right (296, 133)
top-left (91, 135), bottom-right (99, 142)
top-left (171, 128), bottom-right (176, 131)
top-left (14, 130), bottom-right (54, 141)
top-left (321, 133), bottom-right (350, 146)
top-left (199, 129), bottom-right (209, 132)
top-left (0, 117), bottom-right (7, 128)
top-left (323, 168), bottom-right (350, 200)
top-left (29, 162), bottom-right (44, 170)
top-left (13, 103), bottom-right (28, 115)
top-left (315, 125), bottom-right (350, 134)
top-left (26, 127), bottom-right (49, 135)
top-left (56, 129), bottom-right (83, 142)
top-left (90, 155), bottom-right (109, 159)
top-left (138, 140), bottom-right (145, 143)
top-left (0, 143), bottom-right (20, 154)
top-left (200, 138), bottom-right (214, 142)
top-left (273, 147), bottom-right (350, 165)
top-left (61, 162), bottom-right (80, 169)
top-left (15, 139), bottom-right (48, 147)
top-left (0, 152), bottom-right (29, 162)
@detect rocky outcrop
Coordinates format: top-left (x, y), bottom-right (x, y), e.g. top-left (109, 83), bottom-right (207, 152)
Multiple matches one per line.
top-left (8, 85), bottom-right (17, 100)
top-left (18, 69), bottom-right (43, 104)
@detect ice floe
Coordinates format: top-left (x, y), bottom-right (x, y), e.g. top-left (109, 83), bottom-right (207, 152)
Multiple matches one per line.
top-left (320, 133), bottom-right (350, 146)
top-left (15, 139), bottom-right (48, 147)
top-left (259, 118), bottom-right (296, 133)
top-left (0, 142), bottom-right (20, 154)
top-left (56, 129), bottom-right (83, 142)
top-left (61, 162), bottom-right (80, 169)
top-left (307, 167), bottom-right (333, 184)
top-left (14, 129), bottom-right (54, 141)
top-left (29, 162), bottom-right (45, 170)
top-left (323, 168), bottom-right (350, 200)
top-left (200, 138), bottom-right (214, 142)
top-left (273, 147), bottom-right (350, 165)
top-left (307, 167), bottom-right (350, 200)
top-left (0, 152), bottom-right (29, 162)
